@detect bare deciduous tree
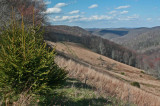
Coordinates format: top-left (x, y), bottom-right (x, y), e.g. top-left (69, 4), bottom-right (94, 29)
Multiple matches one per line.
top-left (0, 0), bottom-right (47, 26)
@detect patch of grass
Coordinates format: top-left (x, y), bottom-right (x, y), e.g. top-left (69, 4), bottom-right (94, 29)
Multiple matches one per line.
top-left (131, 82), bottom-right (140, 88)
top-left (121, 72), bottom-right (125, 75)
top-left (141, 71), bottom-right (145, 74)
top-left (62, 42), bottom-right (78, 58)
top-left (106, 65), bottom-right (113, 71)
top-left (36, 78), bottom-right (125, 106)
top-left (97, 56), bottom-right (104, 61)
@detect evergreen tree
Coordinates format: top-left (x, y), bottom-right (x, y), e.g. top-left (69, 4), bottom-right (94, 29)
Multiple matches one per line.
top-left (0, 18), bottom-right (67, 94)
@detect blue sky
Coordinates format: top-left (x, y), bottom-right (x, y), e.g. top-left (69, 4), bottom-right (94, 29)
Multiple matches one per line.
top-left (44, 0), bottom-right (160, 28)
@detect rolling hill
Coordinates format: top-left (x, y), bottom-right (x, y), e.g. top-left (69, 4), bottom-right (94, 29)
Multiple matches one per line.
top-left (46, 41), bottom-right (160, 106)
top-left (45, 25), bottom-right (140, 68)
top-left (87, 26), bottom-right (160, 76)
top-left (112, 26), bottom-right (160, 53)
top-left (89, 26), bottom-right (160, 55)
top-left (44, 25), bottom-right (160, 105)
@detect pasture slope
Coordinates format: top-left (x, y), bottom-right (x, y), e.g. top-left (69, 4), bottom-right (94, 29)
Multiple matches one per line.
top-left (46, 41), bottom-right (160, 106)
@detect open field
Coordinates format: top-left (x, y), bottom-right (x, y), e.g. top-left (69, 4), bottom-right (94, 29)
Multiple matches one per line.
top-left (46, 41), bottom-right (160, 106)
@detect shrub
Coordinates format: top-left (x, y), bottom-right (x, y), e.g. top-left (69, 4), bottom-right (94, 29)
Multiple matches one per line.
top-left (141, 71), bottom-right (145, 74)
top-left (121, 72), bottom-right (125, 75)
top-left (0, 19), bottom-right (67, 95)
top-left (131, 82), bottom-right (140, 88)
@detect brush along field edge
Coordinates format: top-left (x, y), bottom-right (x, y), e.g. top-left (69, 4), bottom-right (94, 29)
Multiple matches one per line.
top-left (55, 56), bottom-right (160, 106)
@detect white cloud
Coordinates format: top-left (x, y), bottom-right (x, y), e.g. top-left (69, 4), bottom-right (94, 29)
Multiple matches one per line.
top-left (88, 4), bottom-right (98, 9)
top-left (51, 15), bottom-right (81, 22)
top-left (127, 14), bottom-right (139, 20)
top-left (44, 1), bottom-right (51, 5)
top-left (45, 8), bottom-right (61, 14)
top-left (44, 3), bottom-right (67, 14)
top-left (118, 14), bottom-right (139, 21)
top-left (115, 5), bottom-right (130, 9)
top-left (81, 15), bottom-right (112, 21)
top-left (108, 10), bottom-right (128, 16)
top-left (69, 10), bottom-right (80, 14)
top-left (54, 3), bottom-right (67, 8)
top-left (120, 11), bottom-right (129, 14)
top-left (109, 11), bottom-right (117, 14)
top-left (146, 18), bottom-right (152, 21)
top-left (81, 12), bottom-right (85, 14)
top-left (49, 14), bottom-right (113, 23)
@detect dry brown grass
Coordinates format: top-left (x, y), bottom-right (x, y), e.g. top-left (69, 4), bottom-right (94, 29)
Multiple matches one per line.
top-left (55, 56), bottom-right (160, 106)
top-left (46, 41), bottom-right (160, 96)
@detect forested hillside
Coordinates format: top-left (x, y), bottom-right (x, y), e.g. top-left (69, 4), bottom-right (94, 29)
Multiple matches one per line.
top-left (45, 25), bottom-right (141, 69)
top-left (112, 26), bottom-right (160, 53)
top-left (87, 26), bottom-right (160, 77)
top-left (111, 26), bottom-right (160, 77)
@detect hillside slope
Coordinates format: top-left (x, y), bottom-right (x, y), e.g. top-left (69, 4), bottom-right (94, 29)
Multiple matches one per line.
top-left (87, 26), bottom-right (160, 54)
top-left (46, 41), bottom-right (160, 106)
top-left (45, 25), bottom-right (160, 77)
top-left (112, 26), bottom-right (160, 53)
top-left (45, 25), bottom-right (140, 68)
top-left (47, 25), bottom-right (92, 37)
top-left (111, 27), bottom-right (160, 75)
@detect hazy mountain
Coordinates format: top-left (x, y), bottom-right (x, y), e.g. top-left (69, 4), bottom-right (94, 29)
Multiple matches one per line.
top-left (86, 28), bottom-right (129, 39)
top-left (87, 27), bottom-right (151, 41)
top-left (88, 26), bottom-right (160, 54)
top-left (112, 26), bottom-right (160, 54)
top-left (89, 26), bottom-right (160, 75)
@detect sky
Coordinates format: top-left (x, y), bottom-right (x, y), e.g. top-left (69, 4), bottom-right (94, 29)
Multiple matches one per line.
top-left (44, 0), bottom-right (160, 28)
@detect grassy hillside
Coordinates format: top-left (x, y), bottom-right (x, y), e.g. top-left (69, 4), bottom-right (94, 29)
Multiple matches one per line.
top-left (46, 41), bottom-right (160, 106)
top-left (2, 78), bottom-right (124, 106)
top-left (45, 25), bottom-right (160, 77)
top-left (45, 25), bottom-right (139, 68)
top-left (37, 78), bottom-right (125, 106)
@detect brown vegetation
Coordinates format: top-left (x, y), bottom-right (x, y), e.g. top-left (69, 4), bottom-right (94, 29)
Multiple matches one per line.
top-left (45, 26), bottom-right (138, 68)
top-left (45, 41), bottom-right (160, 105)
top-left (45, 25), bottom-right (160, 77)
top-left (55, 56), bottom-right (160, 106)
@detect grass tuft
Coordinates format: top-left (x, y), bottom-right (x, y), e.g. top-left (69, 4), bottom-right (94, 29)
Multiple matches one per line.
top-left (131, 82), bottom-right (140, 88)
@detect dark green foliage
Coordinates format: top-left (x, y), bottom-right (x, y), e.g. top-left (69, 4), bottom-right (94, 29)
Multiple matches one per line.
top-left (121, 72), bottom-right (125, 75)
top-left (131, 82), bottom-right (140, 88)
top-left (141, 71), bottom-right (145, 74)
top-left (0, 21), bottom-right (67, 95)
